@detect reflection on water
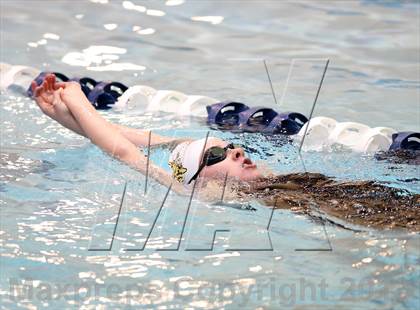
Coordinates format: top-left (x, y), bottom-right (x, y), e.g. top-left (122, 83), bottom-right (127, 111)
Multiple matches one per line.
top-left (1, 0), bottom-right (419, 308)
top-left (61, 45), bottom-right (147, 72)
top-left (191, 16), bottom-right (224, 25)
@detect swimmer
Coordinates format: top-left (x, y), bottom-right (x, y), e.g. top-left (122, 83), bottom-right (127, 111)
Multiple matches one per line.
top-left (31, 74), bottom-right (420, 230)
top-left (31, 74), bottom-right (263, 195)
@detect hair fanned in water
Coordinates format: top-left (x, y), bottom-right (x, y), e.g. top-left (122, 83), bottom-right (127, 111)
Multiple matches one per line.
top-left (240, 173), bottom-right (420, 231)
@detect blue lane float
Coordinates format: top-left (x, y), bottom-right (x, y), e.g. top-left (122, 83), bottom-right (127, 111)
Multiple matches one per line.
top-left (206, 101), bottom-right (250, 126)
top-left (87, 81), bottom-right (128, 110)
top-left (389, 132), bottom-right (420, 151)
top-left (238, 106), bottom-right (279, 132)
top-left (23, 70), bottom-right (420, 153)
top-left (26, 72), bottom-right (128, 110)
top-left (69, 77), bottom-right (97, 97)
top-left (206, 101), bottom-right (307, 135)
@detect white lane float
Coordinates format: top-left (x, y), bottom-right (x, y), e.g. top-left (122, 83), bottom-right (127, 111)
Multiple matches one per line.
top-left (0, 63), bottom-right (40, 91)
top-left (115, 85), bottom-right (218, 117)
top-left (296, 117), bottom-right (396, 153)
top-left (114, 85), bottom-right (157, 111)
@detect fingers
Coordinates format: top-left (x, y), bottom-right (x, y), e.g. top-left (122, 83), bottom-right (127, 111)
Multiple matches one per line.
top-left (32, 73), bottom-right (68, 98)
top-left (38, 79), bottom-right (49, 94)
top-left (44, 75), bottom-right (51, 92)
top-left (31, 81), bottom-right (38, 95)
top-left (42, 73), bottom-right (67, 91)
top-left (32, 81), bottom-right (44, 97)
top-left (46, 74), bottom-right (55, 92)
top-left (59, 88), bottom-right (66, 102)
top-left (53, 82), bottom-right (67, 90)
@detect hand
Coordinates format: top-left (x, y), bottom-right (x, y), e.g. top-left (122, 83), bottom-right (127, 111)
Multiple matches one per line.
top-left (31, 74), bottom-right (86, 136)
top-left (31, 74), bottom-right (73, 121)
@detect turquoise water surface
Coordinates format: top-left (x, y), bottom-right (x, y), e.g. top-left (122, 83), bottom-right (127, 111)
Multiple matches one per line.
top-left (1, 0), bottom-right (419, 309)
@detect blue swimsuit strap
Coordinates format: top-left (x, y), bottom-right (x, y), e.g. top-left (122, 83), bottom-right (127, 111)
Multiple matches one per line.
top-left (87, 81), bottom-right (128, 110)
top-left (389, 132), bottom-right (420, 151)
top-left (27, 71), bottom-right (69, 97)
top-left (206, 101), bottom-right (249, 124)
top-left (237, 106), bottom-right (278, 127)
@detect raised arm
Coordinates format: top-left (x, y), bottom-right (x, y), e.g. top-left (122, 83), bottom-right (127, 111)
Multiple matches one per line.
top-left (32, 75), bottom-right (187, 194)
top-left (31, 74), bottom-right (189, 148)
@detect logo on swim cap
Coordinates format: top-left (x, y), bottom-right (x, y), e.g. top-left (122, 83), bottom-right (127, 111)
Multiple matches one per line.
top-left (169, 137), bottom-right (219, 184)
top-left (169, 156), bottom-right (187, 183)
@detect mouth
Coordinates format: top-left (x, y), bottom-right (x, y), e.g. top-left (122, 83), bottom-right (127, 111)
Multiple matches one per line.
top-left (242, 158), bottom-right (256, 169)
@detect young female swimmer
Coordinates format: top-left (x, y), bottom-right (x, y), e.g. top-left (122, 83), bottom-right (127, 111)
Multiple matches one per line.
top-left (30, 74), bottom-right (420, 231)
top-left (31, 74), bottom-right (263, 194)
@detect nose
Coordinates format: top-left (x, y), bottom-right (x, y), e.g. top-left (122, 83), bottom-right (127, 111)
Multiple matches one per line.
top-left (228, 147), bottom-right (245, 161)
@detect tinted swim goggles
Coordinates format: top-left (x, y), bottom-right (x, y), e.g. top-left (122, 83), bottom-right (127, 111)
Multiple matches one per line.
top-left (188, 143), bottom-right (240, 184)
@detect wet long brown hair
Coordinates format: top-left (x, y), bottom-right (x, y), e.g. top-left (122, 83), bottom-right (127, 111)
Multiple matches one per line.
top-left (237, 172), bottom-right (420, 231)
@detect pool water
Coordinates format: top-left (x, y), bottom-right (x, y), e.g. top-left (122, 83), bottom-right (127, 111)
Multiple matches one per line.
top-left (1, 0), bottom-right (419, 309)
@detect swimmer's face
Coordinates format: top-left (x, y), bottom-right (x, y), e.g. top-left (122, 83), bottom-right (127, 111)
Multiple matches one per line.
top-left (199, 138), bottom-right (262, 182)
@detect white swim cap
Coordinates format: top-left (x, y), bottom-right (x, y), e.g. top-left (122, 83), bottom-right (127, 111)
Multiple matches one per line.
top-left (169, 137), bottom-right (218, 184)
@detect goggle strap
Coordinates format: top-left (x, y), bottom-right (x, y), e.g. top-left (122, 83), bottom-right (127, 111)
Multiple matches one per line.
top-left (188, 161), bottom-right (206, 184)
